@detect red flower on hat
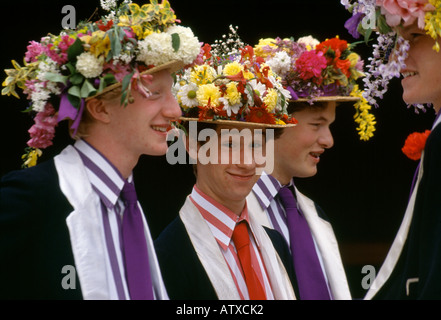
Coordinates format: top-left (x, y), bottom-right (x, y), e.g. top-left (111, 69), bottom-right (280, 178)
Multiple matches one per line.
top-left (402, 130), bottom-right (431, 160)
top-left (245, 106), bottom-right (276, 124)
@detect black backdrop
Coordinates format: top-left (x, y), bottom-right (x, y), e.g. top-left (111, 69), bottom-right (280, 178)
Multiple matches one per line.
top-left (0, 0), bottom-right (436, 298)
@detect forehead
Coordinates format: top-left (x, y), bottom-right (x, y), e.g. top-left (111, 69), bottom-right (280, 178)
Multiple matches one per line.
top-left (148, 69), bottom-right (174, 86)
top-left (293, 101), bottom-right (336, 119)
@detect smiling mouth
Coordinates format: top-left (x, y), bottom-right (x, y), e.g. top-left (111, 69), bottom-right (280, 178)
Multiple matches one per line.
top-left (310, 152), bottom-right (321, 159)
top-left (401, 71), bottom-right (418, 78)
top-left (151, 125), bottom-right (169, 133)
top-left (228, 172), bottom-right (255, 180)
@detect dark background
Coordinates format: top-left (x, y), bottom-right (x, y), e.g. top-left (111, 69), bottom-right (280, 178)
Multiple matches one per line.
top-left (0, 0), bottom-right (436, 298)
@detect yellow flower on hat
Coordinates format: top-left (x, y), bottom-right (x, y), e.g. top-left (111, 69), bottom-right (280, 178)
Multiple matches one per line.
top-left (223, 61), bottom-right (244, 77)
top-left (225, 82), bottom-right (241, 105)
top-left (263, 88), bottom-right (278, 113)
top-left (190, 65), bottom-right (216, 85)
top-left (254, 38), bottom-right (277, 58)
top-left (197, 83), bottom-right (221, 107)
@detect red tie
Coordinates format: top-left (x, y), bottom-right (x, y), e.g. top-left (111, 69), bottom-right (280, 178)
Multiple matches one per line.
top-left (232, 221), bottom-right (266, 300)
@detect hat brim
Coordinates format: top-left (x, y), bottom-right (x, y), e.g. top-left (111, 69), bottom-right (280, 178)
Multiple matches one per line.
top-left (179, 117), bottom-right (296, 129)
top-left (86, 60), bottom-right (185, 101)
top-left (290, 96), bottom-right (361, 103)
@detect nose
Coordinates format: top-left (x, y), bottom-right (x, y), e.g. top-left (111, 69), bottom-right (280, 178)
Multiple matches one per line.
top-left (234, 145), bottom-right (258, 170)
top-left (163, 91), bottom-right (182, 120)
top-left (318, 127), bottom-right (334, 149)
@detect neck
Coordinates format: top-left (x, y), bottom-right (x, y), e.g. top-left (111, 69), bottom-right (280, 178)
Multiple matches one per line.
top-left (83, 137), bottom-right (138, 180)
top-left (270, 168), bottom-right (292, 186)
top-left (195, 183), bottom-right (246, 217)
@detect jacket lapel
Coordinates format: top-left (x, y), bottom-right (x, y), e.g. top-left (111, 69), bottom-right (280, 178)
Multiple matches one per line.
top-left (364, 154), bottom-right (424, 300)
top-left (55, 145), bottom-right (110, 299)
top-left (180, 196), bottom-right (240, 300)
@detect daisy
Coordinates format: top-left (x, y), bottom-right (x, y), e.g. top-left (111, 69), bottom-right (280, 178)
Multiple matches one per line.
top-left (177, 82), bottom-right (199, 109)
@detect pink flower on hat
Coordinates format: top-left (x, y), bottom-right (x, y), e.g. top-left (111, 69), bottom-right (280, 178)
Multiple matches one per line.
top-left (27, 103), bottom-right (58, 149)
top-left (377, 0), bottom-right (436, 29)
top-left (295, 50), bottom-right (327, 83)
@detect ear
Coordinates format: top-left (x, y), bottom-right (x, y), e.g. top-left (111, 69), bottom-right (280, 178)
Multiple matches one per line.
top-left (85, 98), bottom-right (112, 124)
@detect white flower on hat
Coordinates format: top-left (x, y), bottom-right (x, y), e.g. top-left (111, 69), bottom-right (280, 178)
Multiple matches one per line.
top-left (137, 32), bottom-right (174, 66)
top-left (266, 51), bottom-right (291, 77)
top-left (166, 25), bottom-right (201, 65)
top-left (177, 82), bottom-right (199, 110)
top-left (76, 52), bottom-right (104, 78)
top-left (297, 36), bottom-right (320, 50)
top-left (246, 79), bottom-right (267, 106)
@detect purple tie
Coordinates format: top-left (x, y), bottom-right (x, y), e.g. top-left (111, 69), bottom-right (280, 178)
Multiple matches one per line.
top-left (121, 181), bottom-right (154, 300)
top-left (278, 186), bottom-right (331, 300)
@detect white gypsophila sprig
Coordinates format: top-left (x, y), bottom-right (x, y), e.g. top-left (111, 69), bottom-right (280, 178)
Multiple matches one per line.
top-left (211, 25), bottom-right (246, 57)
top-left (100, 0), bottom-right (117, 11)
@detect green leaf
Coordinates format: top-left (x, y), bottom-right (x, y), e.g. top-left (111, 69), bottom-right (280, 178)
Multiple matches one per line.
top-left (67, 38), bottom-right (84, 63)
top-left (108, 27), bottom-right (122, 58)
top-left (65, 62), bottom-right (76, 75)
top-left (364, 28), bottom-right (373, 45)
top-left (171, 33), bottom-right (180, 52)
top-left (68, 85), bottom-right (81, 97)
top-left (80, 79), bottom-right (97, 98)
top-left (67, 92), bottom-right (81, 110)
top-left (43, 72), bottom-right (68, 85)
top-left (69, 73), bottom-right (84, 85)
top-left (122, 71), bottom-right (134, 92)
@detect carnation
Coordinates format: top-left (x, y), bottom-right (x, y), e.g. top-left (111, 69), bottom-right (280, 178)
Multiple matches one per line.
top-left (295, 50), bottom-right (327, 82)
top-left (137, 32), bottom-right (174, 66)
top-left (76, 52), bottom-right (104, 78)
top-left (166, 25), bottom-right (201, 65)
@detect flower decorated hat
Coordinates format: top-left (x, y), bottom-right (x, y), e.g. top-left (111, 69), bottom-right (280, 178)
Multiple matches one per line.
top-left (253, 35), bottom-right (376, 141)
top-left (174, 26), bottom-right (298, 129)
top-left (2, 0), bottom-right (201, 167)
top-left (341, 0), bottom-right (441, 112)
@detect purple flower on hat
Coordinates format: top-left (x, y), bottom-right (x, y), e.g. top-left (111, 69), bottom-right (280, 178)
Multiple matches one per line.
top-left (344, 12), bottom-right (364, 39)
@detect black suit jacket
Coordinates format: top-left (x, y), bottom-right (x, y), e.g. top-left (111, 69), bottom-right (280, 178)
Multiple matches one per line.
top-left (373, 124), bottom-right (441, 299)
top-left (0, 160), bottom-right (83, 299)
top-left (154, 216), bottom-right (295, 300)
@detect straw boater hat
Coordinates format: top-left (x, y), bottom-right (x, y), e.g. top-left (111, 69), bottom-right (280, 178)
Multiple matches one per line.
top-left (174, 40), bottom-right (298, 130)
top-left (341, 0), bottom-right (440, 113)
top-left (2, 0), bottom-right (201, 167)
top-left (253, 35), bottom-right (376, 141)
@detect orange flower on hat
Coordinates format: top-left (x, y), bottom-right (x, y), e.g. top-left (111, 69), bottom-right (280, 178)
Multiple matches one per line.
top-left (402, 130), bottom-right (431, 160)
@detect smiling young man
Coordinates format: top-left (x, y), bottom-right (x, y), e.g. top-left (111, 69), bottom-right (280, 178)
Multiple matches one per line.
top-left (343, 1), bottom-right (441, 300)
top-left (247, 99), bottom-right (352, 300)
top-left (154, 44), bottom-right (298, 300)
top-left (245, 35), bottom-right (375, 300)
top-left (0, 1), bottom-right (201, 299)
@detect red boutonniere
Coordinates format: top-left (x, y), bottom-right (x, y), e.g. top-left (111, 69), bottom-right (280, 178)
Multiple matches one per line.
top-left (401, 130), bottom-right (431, 161)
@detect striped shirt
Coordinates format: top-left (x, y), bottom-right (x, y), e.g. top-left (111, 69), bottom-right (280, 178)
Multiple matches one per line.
top-left (252, 171), bottom-right (331, 293)
top-left (74, 139), bottom-right (157, 300)
top-left (190, 186), bottom-right (274, 300)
